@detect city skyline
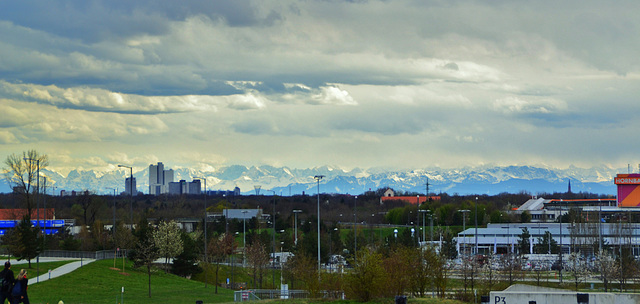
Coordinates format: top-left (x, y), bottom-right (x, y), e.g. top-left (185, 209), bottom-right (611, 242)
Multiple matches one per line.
top-left (1, 1), bottom-right (640, 175)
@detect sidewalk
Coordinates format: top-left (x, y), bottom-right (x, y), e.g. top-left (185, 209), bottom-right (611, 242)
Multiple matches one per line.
top-left (8, 258), bottom-right (96, 284)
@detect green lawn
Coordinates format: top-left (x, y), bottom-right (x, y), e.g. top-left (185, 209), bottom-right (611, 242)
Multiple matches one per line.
top-left (28, 259), bottom-right (235, 304)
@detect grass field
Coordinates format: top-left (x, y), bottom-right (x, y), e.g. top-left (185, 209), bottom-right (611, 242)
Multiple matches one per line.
top-left (28, 259), bottom-right (235, 304)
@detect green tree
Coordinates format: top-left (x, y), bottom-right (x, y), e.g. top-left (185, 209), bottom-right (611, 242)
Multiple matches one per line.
top-left (517, 227), bottom-right (531, 255)
top-left (440, 227), bottom-right (458, 259)
top-left (172, 230), bottom-right (202, 278)
top-left (344, 248), bottom-right (387, 301)
top-left (534, 231), bottom-right (558, 254)
top-left (520, 210), bottom-right (532, 223)
top-left (383, 246), bottom-right (413, 296)
top-left (129, 219), bottom-right (159, 298)
top-left (153, 220), bottom-right (184, 272)
top-left (2, 215), bottom-right (42, 267)
top-left (288, 252), bottom-right (320, 296)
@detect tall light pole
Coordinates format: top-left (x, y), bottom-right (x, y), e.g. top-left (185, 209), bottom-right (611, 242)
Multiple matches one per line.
top-left (598, 199), bottom-right (602, 252)
top-left (23, 157), bottom-right (40, 225)
top-left (354, 195), bottom-right (357, 262)
top-left (269, 190), bottom-right (276, 289)
top-left (242, 210), bottom-right (248, 267)
top-left (459, 210), bottom-right (470, 256)
top-left (314, 175), bottom-right (324, 272)
top-left (106, 187), bottom-right (117, 237)
top-left (293, 210), bottom-right (302, 246)
top-left (475, 197), bottom-right (479, 256)
top-left (194, 177), bottom-right (207, 288)
top-left (117, 164), bottom-right (133, 224)
top-left (23, 157), bottom-right (39, 283)
top-left (419, 209), bottom-right (428, 244)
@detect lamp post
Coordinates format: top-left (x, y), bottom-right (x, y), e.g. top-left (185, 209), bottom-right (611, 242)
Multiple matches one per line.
top-left (598, 199), bottom-right (602, 252)
top-left (314, 175), bottom-right (324, 272)
top-left (269, 190), bottom-right (276, 289)
top-left (23, 157), bottom-right (40, 226)
top-left (354, 195), bottom-right (357, 262)
top-left (117, 164), bottom-right (133, 224)
top-left (194, 177), bottom-right (207, 288)
top-left (293, 210), bottom-right (302, 246)
top-left (242, 210), bottom-right (249, 267)
top-left (329, 227), bottom-right (338, 273)
top-left (419, 210), bottom-right (428, 244)
top-left (459, 210), bottom-right (470, 256)
top-left (475, 197), bottom-right (479, 256)
top-left (24, 157), bottom-right (40, 283)
top-left (106, 187), bottom-right (117, 237)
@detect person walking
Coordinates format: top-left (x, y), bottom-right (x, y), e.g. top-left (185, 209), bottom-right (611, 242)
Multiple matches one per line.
top-left (10, 269), bottom-right (28, 304)
top-left (0, 262), bottom-right (15, 304)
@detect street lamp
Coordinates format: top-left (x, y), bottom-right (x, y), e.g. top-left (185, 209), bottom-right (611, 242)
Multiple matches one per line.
top-left (293, 210), bottom-right (302, 246)
top-left (314, 175), bottom-right (324, 272)
top-left (475, 197), bottom-right (479, 256)
top-left (354, 195), bottom-right (357, 262)
top-left (194, 177), bottom-right (207, 288)
top-left (117, 164), bottom-right (133, 224)
top-left (24, 157), bottom-right (40, 283)
top-left (242, 210), bottom-right (249, 267)
top-left (269, 190), bottom-right (277, 289)
top-left (419, 210), bottom-right (428, 244)
top-left (459, 210), bottom-right (470, 257)
top-left (105, 187), bottom-right (117, 237)
top-left (329, 227), bottom-right (338, 273)
top-left (23, 157), bottom-right (40, 226)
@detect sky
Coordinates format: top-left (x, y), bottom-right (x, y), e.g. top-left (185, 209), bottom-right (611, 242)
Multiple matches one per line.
top-left (1, 0), bottom-right (640, 176)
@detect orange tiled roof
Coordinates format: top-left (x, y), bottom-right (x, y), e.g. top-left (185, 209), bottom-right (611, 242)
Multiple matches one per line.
top-left (380, 196), bottom-right (441, 204)
top-left (0, 209), bottom-right (55, 220)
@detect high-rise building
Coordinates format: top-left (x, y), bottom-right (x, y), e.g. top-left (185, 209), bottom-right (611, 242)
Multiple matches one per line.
top-left (125, 177), bottom-right (137, 196)
top-left (149, 162), bottom-right (174, 195)
top-left (168, 179), bottom-right (201, 195)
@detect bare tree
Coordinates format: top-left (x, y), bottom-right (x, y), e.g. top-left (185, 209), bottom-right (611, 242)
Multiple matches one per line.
top-left (3, 150), bottom-right (48, 215)
top-left (500, 253), bottom-right (521, 286)
top-left (479, 253), bottom-right (498, 293)
top-left (245, 239), bottom-right (269, 289)
top-left (567, 252), bottom-right (590, 291)
top-left (208, 233), bottom-right (236, 293)
top-left (595, 250), bottom-right (619, 292)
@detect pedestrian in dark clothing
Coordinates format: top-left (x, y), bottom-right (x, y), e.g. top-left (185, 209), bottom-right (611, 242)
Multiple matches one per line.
top-left (10, 269), bottom-right (28, 304)
top-left (0, 262), bottom-right (15, 304)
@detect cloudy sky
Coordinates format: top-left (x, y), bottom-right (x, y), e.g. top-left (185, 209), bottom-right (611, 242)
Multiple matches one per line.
top-left (1, 0), bottom-right (639, 175)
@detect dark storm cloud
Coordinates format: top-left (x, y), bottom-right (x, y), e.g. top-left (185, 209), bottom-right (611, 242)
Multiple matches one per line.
top-left (0, 1), bottom-right (281, 43)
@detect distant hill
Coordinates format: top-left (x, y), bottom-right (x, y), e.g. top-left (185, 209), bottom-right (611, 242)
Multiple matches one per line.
top-left (0, 164), bottom-right (621, 196)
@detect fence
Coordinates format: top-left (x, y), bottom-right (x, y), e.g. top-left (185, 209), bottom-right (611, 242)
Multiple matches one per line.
top-left (234, 289), bottom-right (309, 302)
top-left (39, 249), bottom-right (128, 260)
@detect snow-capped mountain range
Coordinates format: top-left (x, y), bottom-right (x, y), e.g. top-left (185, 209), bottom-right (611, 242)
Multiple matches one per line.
top-left (0, 164), bottom-right (626, 196)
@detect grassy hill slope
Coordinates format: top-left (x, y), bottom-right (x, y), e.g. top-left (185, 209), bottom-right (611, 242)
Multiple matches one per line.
top-left (28, 259), bottom-right (234, 304)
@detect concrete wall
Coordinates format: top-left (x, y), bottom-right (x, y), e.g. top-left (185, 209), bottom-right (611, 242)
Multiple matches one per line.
top-left (489, 290), bottom-right (640, 304)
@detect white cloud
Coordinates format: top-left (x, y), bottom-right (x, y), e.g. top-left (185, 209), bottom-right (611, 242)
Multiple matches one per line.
top-left (312, 86), bottom-right (356, 106)
top-left (492, 96), bottom-right (568, 115)
top-left (1, 0), bottom-right (640, 172)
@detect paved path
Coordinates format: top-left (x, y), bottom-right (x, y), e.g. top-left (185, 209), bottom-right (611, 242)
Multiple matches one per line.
top-left (8, 258), bottom-right (96, 284)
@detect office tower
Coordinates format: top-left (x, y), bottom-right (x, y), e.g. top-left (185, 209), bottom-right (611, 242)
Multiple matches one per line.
top-left (125, 176), bottom-right (137, 196)
top-left (149, 162), bottom-right (174, 195)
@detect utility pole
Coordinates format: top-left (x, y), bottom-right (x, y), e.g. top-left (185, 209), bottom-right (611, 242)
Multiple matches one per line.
top-left (314, 175), bottom-right (324, 274)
